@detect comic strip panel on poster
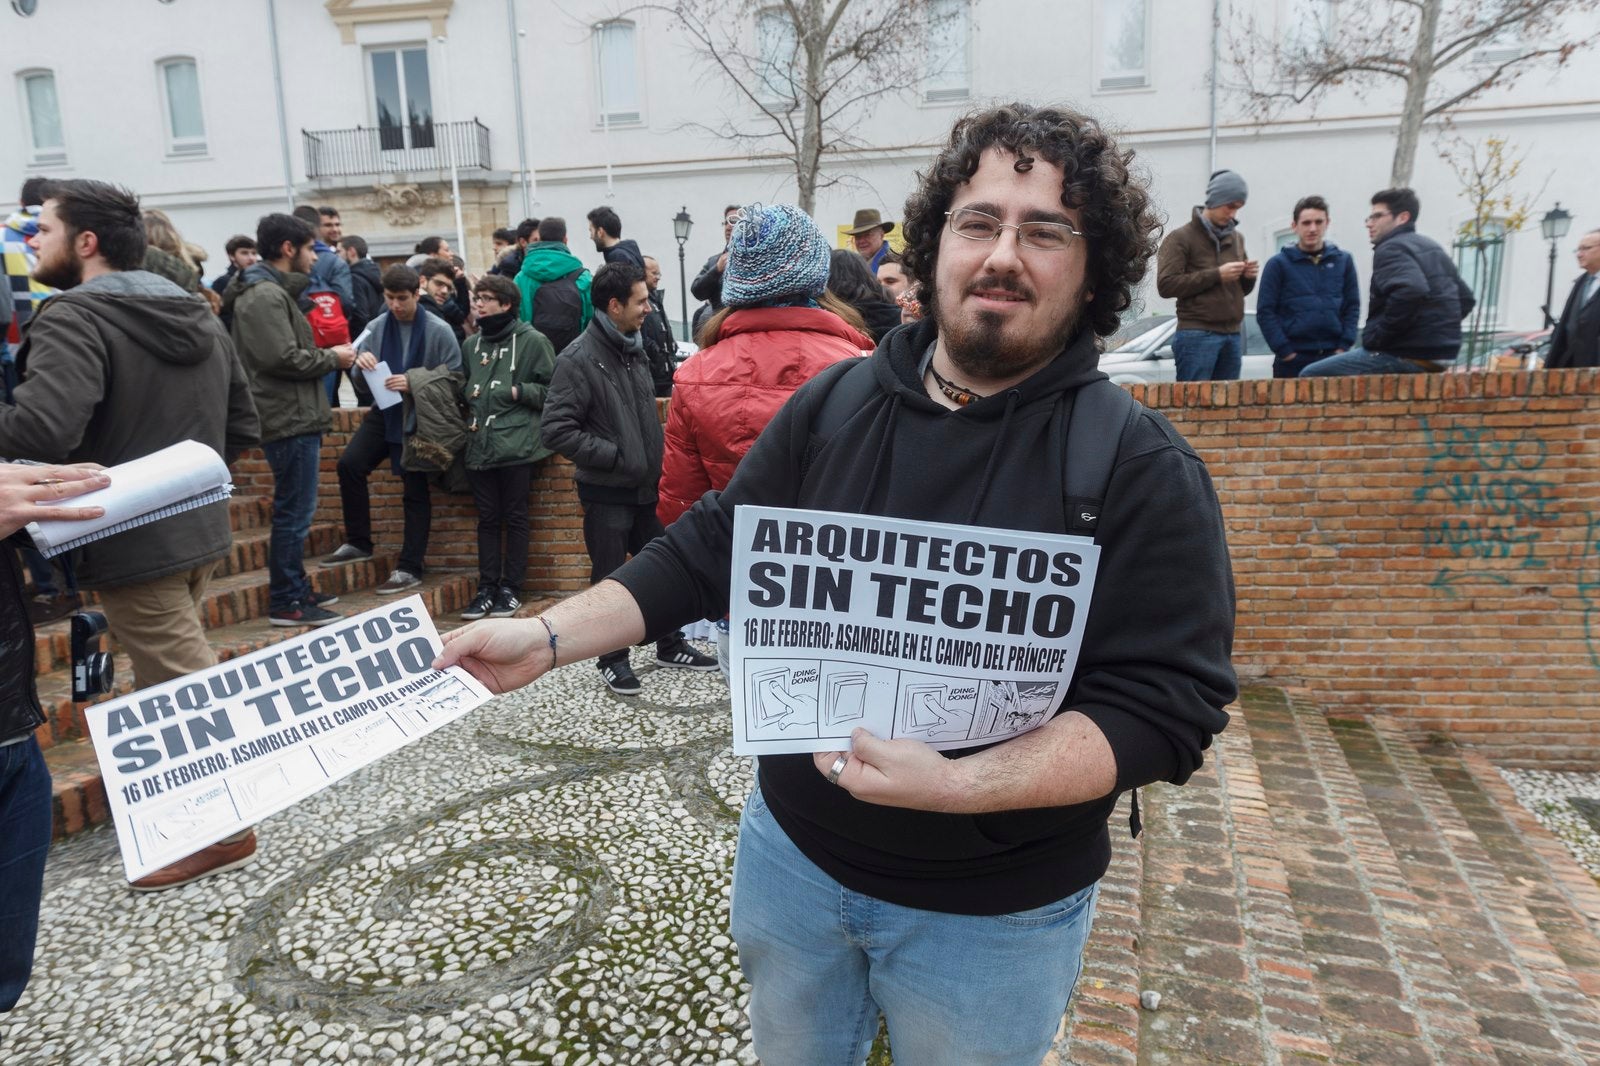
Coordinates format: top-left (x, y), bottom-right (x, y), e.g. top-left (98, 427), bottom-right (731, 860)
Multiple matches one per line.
top-left (729, 506), bottom-right (1100, 755)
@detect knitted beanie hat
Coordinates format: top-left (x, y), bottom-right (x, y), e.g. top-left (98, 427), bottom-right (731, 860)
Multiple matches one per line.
top-left (720, 203), bottom-right (831, 309)
top-left (1205, 169), bottom-right (1249, 209)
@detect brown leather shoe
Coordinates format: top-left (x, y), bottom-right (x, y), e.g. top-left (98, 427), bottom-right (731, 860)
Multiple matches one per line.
top-left (130, 830), bottom-right (258, 892)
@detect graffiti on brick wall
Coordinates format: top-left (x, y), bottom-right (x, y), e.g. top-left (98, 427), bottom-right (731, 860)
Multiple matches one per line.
top-left (1581, 511), bottom-right (1600, 671)
top-left (1414, 418), bottom-right (1558, 595)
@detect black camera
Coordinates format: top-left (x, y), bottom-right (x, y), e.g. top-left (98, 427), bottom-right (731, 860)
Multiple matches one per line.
top-left (72, 611), bottom-right (115, 702)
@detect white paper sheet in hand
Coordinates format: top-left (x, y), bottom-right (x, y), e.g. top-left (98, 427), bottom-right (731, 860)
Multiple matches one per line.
top-left (362, 359), bottom-right (403, 409)
top-left (84, 594), bottom-right (493, 881)
top-left (728, 507), bottom-right (1100, 756)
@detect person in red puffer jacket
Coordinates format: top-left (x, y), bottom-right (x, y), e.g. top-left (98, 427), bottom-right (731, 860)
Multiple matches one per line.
top-left (658, 203), bottom-right (872, 672)
top-left (658, 203), bottom-right (872, 528)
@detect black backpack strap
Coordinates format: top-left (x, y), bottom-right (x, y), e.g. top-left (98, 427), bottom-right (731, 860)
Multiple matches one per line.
top-left (798, 357), bottom-right (875, 487)
top-left (1063, 378), bottom-right (1142, 541)
top-left (810, 357), bottom-right (876, 440)
top-left (1061, 378), bottom-right (1144, 839)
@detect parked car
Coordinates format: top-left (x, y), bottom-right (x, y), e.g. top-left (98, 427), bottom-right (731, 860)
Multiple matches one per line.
top-left (1443, 329), bottom-right (1551, 372)
top-left (1099, 311), bottom-right (1276, 384)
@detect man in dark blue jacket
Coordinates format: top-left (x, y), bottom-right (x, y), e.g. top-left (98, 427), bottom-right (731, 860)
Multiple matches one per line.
top-left (1302, 188), bottom-right (1474, 377)
top-left (1256, 195), bottom-right (1359, 379)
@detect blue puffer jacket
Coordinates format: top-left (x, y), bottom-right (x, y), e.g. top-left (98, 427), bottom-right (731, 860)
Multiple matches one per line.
top-left (1256, 242), bottom-right (1360, 357)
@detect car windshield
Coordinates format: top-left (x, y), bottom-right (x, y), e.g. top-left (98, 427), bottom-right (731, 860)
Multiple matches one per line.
top-left (1106, 315), bottom-right (1173, 351)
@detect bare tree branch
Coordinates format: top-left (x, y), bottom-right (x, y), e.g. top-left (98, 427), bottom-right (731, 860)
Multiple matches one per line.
top-left (617, 0), bottom-right (955, 212)
top-left (1224, 0), bottom-right (1600, 185)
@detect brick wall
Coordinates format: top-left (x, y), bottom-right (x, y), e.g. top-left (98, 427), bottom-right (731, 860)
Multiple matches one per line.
top-left (230, 404), bottom-right (642, 594)
top-left (1128, 369), bottom-right (1600, 768)
top-left (232, 373), bottom-right (1600, 766)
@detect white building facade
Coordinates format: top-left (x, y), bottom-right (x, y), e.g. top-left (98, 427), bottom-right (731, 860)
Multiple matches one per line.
top-left (5, 0), bottom-right (1598, 335)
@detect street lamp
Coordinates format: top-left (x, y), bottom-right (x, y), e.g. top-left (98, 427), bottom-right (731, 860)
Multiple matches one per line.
top-left (673, 206), bottom-right (694, 342)
top-left (1540, 203), bottom-right (1573, 328)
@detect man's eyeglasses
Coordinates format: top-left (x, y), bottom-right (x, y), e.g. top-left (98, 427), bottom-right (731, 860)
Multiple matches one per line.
top-left (1365, 211), bottom-right (1392, 223)
top-left (945, 208), bottom-right (1082, 251)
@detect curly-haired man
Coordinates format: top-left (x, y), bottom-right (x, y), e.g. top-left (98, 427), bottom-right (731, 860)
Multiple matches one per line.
top-left (438, 103), bottom-right (1236, 1065)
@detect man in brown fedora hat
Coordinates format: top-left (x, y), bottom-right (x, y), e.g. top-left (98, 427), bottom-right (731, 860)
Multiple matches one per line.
top-left (846, 208), bottom-right (900, 275)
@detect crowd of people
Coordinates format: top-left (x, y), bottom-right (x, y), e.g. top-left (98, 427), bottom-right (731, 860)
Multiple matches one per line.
top-left (1156, 171), bottom-right (1600, 380)
top-left (2, 93), bottom-right (1596, 1062)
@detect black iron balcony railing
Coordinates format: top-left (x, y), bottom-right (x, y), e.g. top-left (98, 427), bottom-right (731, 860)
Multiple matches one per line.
top-left (302, 119), bottom-right (490, 179)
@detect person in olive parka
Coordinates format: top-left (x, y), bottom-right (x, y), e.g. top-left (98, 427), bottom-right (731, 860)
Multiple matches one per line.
top-left (459, 274), bottom-right (557, 620)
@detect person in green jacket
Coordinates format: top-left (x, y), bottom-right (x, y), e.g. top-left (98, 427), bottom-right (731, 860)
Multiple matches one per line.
top-left (514, 216), bottom-right (592, 354)
top-left (459, 274), bottom-right (557, 620)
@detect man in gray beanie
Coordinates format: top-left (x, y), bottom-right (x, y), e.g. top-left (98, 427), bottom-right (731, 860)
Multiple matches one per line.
top-left (1156, 168), bottom-right (1258, 380)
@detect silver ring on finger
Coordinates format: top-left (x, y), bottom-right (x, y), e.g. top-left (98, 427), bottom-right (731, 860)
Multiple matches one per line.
top-left (827, 755), bottom-right (848, 786)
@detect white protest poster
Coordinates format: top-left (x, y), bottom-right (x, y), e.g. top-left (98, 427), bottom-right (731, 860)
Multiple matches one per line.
top-left (729, 507), bottom-right (1101, 756)
top-left (84, 595), bottom-right (492, 881)
top-left (360, 359), bottom-right (403, 410)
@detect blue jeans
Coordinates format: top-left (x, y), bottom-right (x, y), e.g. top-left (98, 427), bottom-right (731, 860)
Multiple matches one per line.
top-left (0, 736), bottom-right (52, 1012)
top-left (730, 784), bottom-right (1099, 1066)
top-left (262, 432), bottom-right (322, 611)
top-left (1172, 328), bottom-right (1241, 381)
top-left (1299, 347), bottom-right (1435, 376)
top-left (1274, 347), bottom-right (1340, 379)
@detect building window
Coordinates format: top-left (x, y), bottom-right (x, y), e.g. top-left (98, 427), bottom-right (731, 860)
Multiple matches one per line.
top-left (1097, 0), bottom-right (1148, 90)
top-left (368, 45), bottom-right (434, 150)
top-left (1275, 228), bottom-right (1298, 251)
top-left (925, 0), bottom-right (970, 102)
top-left (1473, 1), bottom-right (1525, 64)
top-left (19, 69), bottom-right (65, 165)
top-left (1283, 0), bottom-right (1336, 61)
top-left (594, 20), bottom-right (641, 127)
top-left (158, 58), bottom-right (206, 156)
top-left (755, 8), bottom-right (798, 107)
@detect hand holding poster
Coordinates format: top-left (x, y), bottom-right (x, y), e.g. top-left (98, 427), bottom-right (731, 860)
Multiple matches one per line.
top-left (729, 507), bottom-right (1100, 755)
top-left (85, 595), bottom-right (492, 881)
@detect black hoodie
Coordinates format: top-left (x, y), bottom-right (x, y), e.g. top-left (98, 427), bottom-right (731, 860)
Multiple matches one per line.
top-left (0, 270), bottom-right (260, 589)
top-left (614, 316), bottom-right (1235, 914)
top-left (602, 238), bottom-right (645, 272)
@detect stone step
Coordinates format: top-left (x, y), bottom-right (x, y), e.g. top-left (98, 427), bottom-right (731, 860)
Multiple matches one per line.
top-left (33, 551), bottom-right (403, 750)
top-left (42, 578), bottom-right (556, 839)
top-left (1243, 687), bottom-right (1500, 1064)
top-left (228, 494), bottom-right (273, 532)
top-left (211, 521), bottom-right (346, 580)
top-left (28, 523), bottom-right (346, 676)
top-left (1331, 714), bottom-right (1600, 1063)
top-left (1128, 701), bottom-right (1339, 1065)
top-left (1414, 732), bottom-right (1600, 998)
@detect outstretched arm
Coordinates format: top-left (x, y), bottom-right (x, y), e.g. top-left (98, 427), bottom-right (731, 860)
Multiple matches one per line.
top-left (434, 579), bottom-right (646, 693)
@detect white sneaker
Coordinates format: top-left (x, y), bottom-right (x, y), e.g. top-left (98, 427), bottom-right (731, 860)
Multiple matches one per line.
top-left (375, 569), bottom-right (421, 595)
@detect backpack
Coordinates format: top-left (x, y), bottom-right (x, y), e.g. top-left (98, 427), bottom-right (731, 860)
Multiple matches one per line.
top-left (533, 269), bottom-right (587, 354)
top-left (807, 356), bottom-right (1147, 836)
top-left (303, 287), bottom-right (351, 348)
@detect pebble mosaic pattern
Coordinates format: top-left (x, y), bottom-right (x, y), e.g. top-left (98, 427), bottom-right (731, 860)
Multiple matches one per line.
top-left (1499, 768), bottom-right (1600, 879)
top-left (1, 644), bottom-right (765, 1065)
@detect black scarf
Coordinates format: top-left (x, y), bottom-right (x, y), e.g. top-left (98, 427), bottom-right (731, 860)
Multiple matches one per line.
top-left (379, 312), bottom-right (428, 443)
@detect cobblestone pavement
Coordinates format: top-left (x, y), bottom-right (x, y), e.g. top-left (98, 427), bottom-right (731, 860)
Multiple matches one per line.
top-left (1501, 768), bottom-right (1600, 879)
top-left (2, 644), bottom-right (762, 1066)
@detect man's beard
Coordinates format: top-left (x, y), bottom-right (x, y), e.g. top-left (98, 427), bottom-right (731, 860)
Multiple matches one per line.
top-left (936, 275), bottom-right (1086, 381)
top-left (33, 249), bottom-right (83, 291)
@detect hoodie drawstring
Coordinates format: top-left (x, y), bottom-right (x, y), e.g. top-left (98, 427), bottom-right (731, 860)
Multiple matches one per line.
top-left (964, 389), bottom-right (1020, 524)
